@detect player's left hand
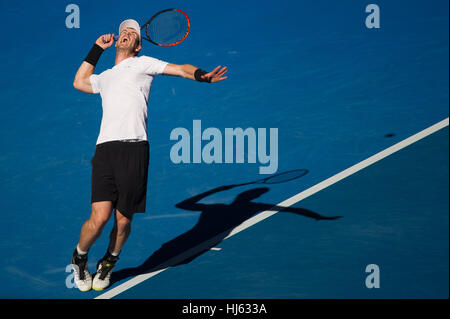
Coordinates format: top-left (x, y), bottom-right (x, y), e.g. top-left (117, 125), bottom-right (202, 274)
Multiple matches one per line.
top-left (202, 66), bottom-right (228, 83)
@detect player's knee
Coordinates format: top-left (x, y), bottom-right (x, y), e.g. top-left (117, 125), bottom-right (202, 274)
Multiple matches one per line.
top-left (116, 213), bottom-right (132, 231)
top-left (90, 208), bottom-right (111, 231)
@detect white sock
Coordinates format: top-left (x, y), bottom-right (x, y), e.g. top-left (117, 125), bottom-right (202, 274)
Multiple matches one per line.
top-left (76, 245), bottom-right (88, 255)
top-left (110, 251), bottom-right (119, 257)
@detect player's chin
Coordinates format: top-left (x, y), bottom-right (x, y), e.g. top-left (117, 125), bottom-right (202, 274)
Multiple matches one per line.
top-left (117, 42), bottom-right (132, 51)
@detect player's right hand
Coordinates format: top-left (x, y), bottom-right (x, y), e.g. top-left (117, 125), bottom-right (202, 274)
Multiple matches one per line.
top-left (96, 34), bottom-right (115, 50)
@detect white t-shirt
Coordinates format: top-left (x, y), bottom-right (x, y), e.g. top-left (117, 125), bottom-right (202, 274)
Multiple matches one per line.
top-left (89, 56), bottom-right (168, 145)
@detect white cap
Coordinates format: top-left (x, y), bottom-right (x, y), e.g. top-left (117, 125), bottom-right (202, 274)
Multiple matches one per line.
top-left (118, 19), bottom-right (141, 42)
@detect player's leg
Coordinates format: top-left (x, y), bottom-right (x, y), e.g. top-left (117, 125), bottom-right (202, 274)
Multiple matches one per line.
top-left (93, 209), bottom-right (132, 291)
top-left (108, 209), bottom-right (133, 255)
top-left (78, 201), bottom-right (115, 251)
top-left (71, 141), bottom-right (118, 292)
top-left (72, 201), bottom-right (114, 292)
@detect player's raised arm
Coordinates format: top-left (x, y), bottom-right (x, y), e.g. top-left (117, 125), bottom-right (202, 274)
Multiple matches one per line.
top-left (162, 64), bottom-right (228, 83)
top-left (73, 34), bottom-right (115, 93)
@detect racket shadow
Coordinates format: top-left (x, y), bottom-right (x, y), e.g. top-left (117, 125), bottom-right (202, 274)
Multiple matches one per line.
top-left (111, 174), bottom-right (342, 286)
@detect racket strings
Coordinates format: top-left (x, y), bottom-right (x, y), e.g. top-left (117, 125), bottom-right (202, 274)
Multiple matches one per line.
top-left (146, 10), bottom-right (188, 45)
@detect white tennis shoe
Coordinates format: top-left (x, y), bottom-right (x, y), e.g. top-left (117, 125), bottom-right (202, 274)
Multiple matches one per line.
top-left (92, 256), bottom-right (118, 291)
top-left (72, 250), bottom-right (92, 292)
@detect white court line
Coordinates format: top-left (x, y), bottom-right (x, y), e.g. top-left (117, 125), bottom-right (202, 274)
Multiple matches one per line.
top-left (96, 117), bottom-right (449, 299)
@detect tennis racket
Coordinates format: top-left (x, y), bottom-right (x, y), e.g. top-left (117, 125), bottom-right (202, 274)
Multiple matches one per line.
top-left (111, 9), bottom-right (190, 46)
top-left (234, 169), bottom-right (309, 187)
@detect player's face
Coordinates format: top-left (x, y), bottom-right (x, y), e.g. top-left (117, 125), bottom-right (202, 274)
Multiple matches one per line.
top-left (116, 28), bottom-right (141, 53)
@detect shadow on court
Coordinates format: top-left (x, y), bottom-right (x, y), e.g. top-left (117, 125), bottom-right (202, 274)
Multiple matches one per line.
top-left (111, 180), bottom-right (342, 286)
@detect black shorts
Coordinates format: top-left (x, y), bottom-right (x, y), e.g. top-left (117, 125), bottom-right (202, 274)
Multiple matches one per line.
top-left (91, 140), bottom-right (149, 218)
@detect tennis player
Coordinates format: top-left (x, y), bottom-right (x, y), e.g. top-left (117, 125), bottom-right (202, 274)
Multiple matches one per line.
top-left (71, 19), bottom-right (228, 292)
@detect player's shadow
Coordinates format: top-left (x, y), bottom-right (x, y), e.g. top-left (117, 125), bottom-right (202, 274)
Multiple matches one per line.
top-left (111, 183), bottom-right (341, 285)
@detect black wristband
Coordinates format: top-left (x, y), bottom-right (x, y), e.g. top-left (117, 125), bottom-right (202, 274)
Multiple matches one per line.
top-left (194, 68), bottom-right (210, 82)
top-left (84, 43), bottom-right (104, 67)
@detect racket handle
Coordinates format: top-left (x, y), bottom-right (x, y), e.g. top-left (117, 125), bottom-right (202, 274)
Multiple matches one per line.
top-left (102, 35), bottom-right (119, 44)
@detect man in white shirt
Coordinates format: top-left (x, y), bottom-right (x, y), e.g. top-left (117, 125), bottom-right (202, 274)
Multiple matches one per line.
top-left (71, 19), bottom-right (228, 292)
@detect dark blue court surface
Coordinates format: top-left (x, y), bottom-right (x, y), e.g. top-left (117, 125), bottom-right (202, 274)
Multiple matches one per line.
top-left (0, 0), bottom-right (448, 299)
top-left (115, 127), bottom-right (449, 299)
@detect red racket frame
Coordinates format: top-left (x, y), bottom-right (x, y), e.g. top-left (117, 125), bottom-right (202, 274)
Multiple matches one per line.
top-left (141, 8), bottom-right (190, 47)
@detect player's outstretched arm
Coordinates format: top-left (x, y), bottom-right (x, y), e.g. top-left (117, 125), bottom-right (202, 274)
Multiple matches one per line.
top-left (163, 64), bottom-right (228, 83)
top-left (73, 34), bottom-right (115, 93)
